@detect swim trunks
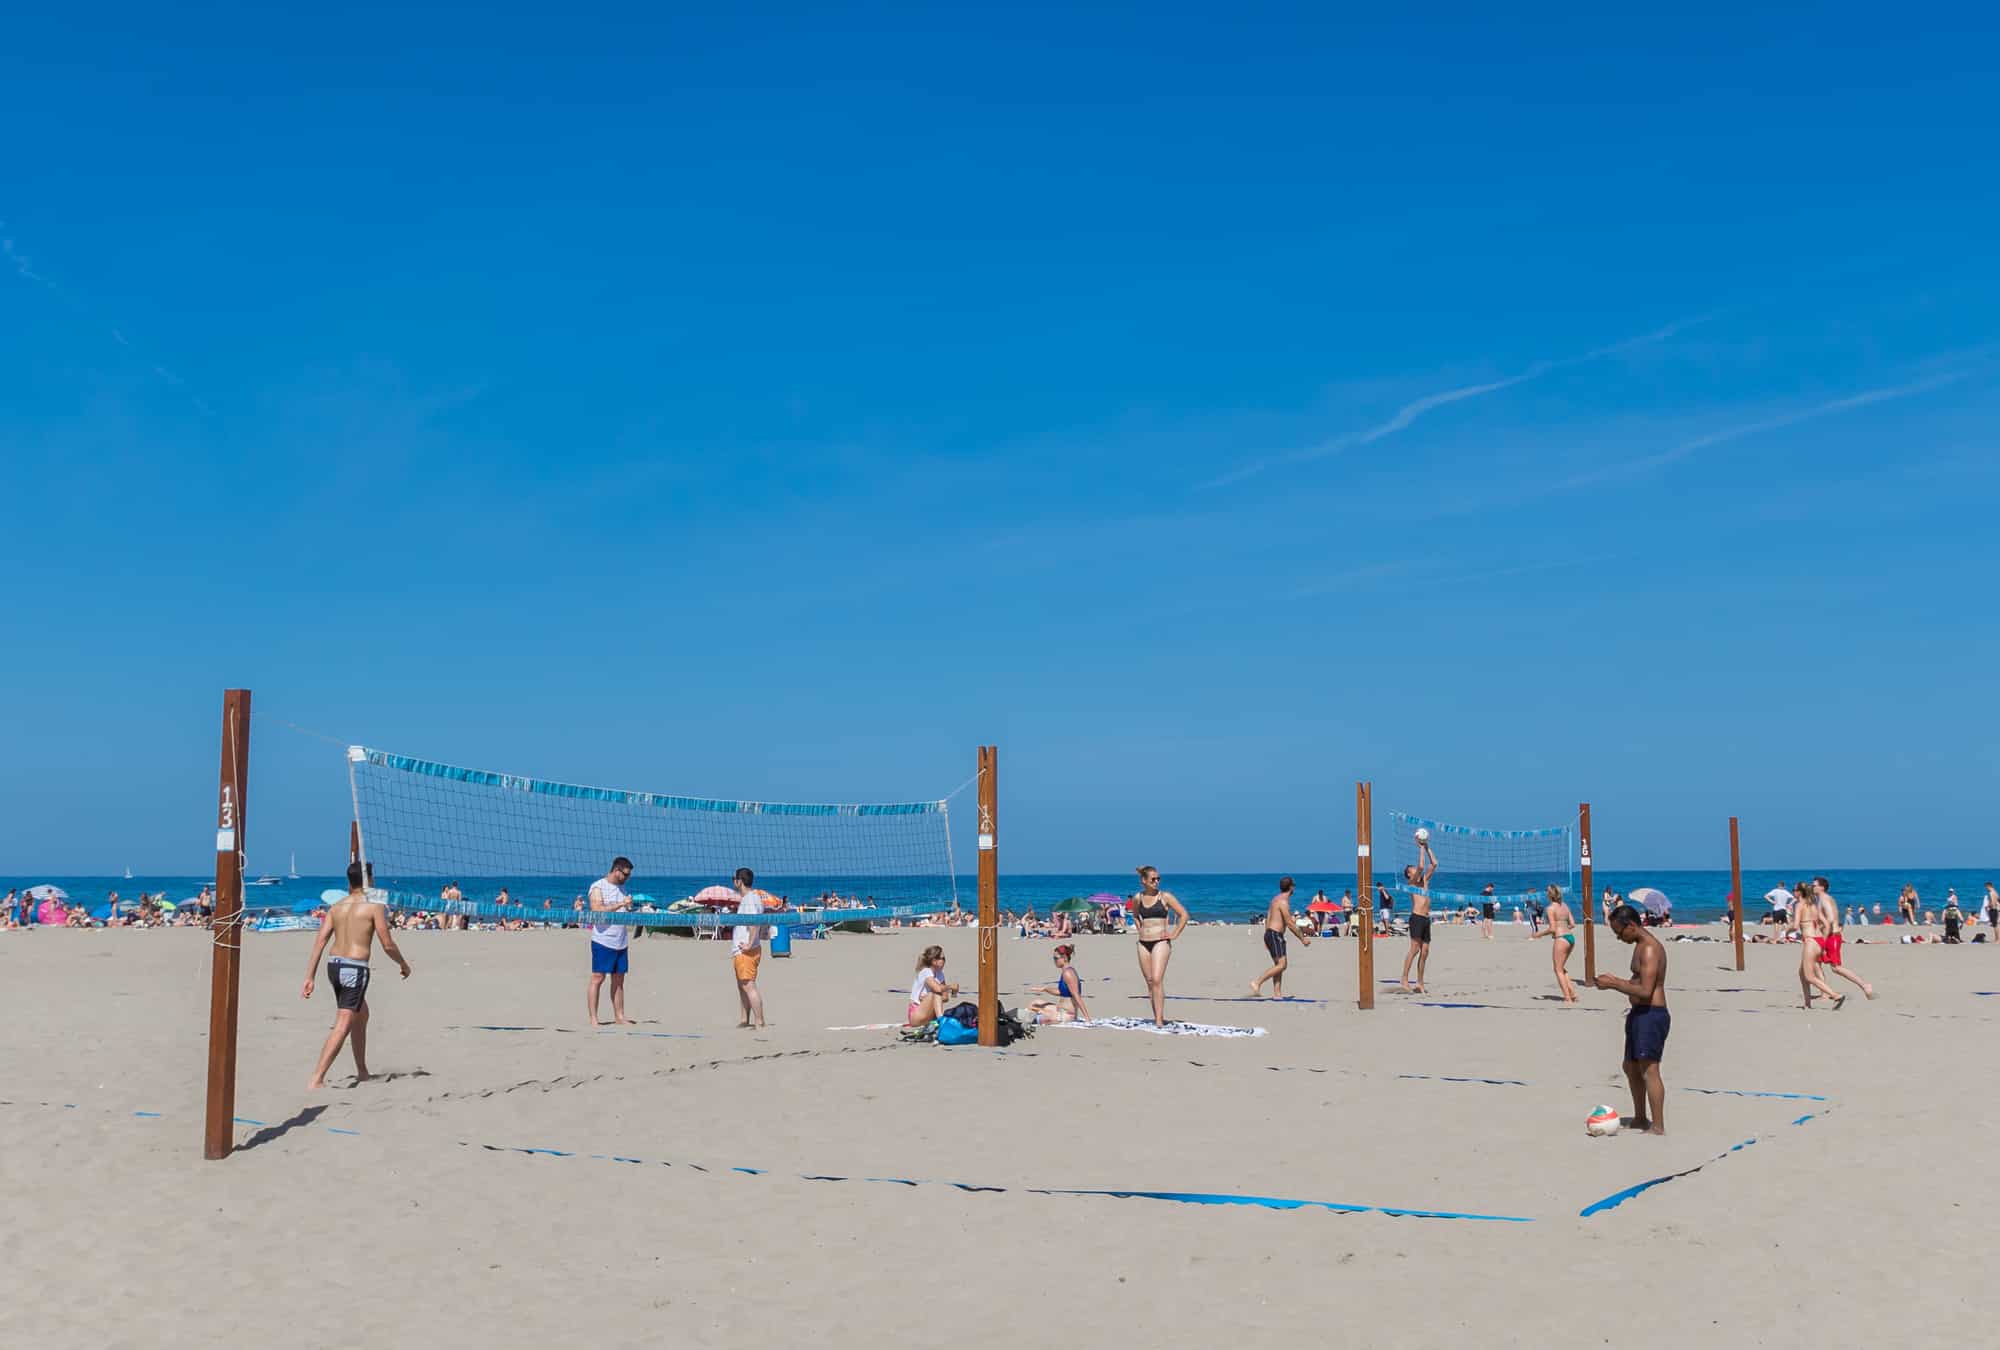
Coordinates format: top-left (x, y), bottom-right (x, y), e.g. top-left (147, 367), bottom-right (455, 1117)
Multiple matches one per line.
top-left (1820, 932), bottom-right (1843, 967)
top-left (589, 941), bottom-right (630, 975)
top-left (1623, 1005), bottom-right (1671, 1063)
top-left (733, 949), bottom-right (762, 982)
top-left (327, 956), bottom-right (370, 1011)
top-left (1408, 913), bottom-right (1433, 944)
top-left (1263, 929), bottom-right (1287, 961)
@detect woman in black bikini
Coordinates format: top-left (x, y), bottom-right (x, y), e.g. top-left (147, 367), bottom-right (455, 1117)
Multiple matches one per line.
top-left (1131, 866), bottom-right (1189, 1027)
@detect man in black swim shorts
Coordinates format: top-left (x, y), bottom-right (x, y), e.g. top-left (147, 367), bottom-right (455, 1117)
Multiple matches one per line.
top-left (1251, 877), bottom-right (1310, 997)
top-left (1594, 904), bottom-right (1669, 1135)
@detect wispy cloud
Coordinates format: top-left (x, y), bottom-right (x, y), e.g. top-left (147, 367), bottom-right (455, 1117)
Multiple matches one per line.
top-left (2, 231), bottom-right (51, 287)
top-left (1199, 314), bottom-right (1710, 490)
top-left (1551, 370), bottom-right (1970, 494)
top-left (2, 218), bottom-right (211, 414)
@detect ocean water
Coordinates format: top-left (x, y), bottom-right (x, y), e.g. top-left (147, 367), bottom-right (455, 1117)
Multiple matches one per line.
top-left (7, 869), bottom-right (1994, 926)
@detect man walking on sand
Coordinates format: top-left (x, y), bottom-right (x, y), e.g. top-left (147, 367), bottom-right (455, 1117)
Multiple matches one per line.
top-left (301, 863), bottom-right (411, 1090)
top-left (1812, 876), bottom-right (1875, 1001)
top-left (1251, 876), bottom-right (1311, 997)
top-left (731, 867), bottom-right (770, 1029)
top-left (587, 857), bottom-right (636, 1027)
top-left (1594, 904), bottom-right (1668, 1135)
top-left (1398, 837), bottom-right (1439, 994)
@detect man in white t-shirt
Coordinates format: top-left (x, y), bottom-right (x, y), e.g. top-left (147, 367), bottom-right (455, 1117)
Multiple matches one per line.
top-left (730, 866), bottom-right (769, 1029)
top-left (587, 857), bottom-right (636, 1027)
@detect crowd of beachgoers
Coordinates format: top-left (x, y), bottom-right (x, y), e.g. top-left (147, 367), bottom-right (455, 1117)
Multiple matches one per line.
top-left (8, 879), bottom-right (1996, 943)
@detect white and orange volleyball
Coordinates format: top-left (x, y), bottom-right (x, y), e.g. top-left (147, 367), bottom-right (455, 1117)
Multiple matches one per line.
top-left (1585, 1105), bottom-right (1622, 1137)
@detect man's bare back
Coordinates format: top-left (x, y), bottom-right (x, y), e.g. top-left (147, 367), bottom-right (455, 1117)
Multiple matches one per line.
top-left (303, 878), bottom-right (411, 1090)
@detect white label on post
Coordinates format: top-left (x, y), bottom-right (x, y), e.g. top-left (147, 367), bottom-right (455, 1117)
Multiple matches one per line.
top-left (977, 833), bottom-right (995, 851)
top-left (216, 828), bottom-right (235, 853)
top-left (1356, 844), bottom-right (1371, 858)
top-left (347, 745), bottom-right (367, 763)
top-left (1580, 852), bottom-right (1592, 867)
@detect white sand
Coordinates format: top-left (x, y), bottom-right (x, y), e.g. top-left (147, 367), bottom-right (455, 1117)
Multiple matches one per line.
top-left (3, 920), bottom-right (1994, 1348)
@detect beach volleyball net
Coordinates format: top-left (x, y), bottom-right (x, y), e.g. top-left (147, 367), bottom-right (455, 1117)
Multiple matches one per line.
top-left (1385, 809), bottom-right (1574, 908)
top-left (347, 745), bottom-right (961, 928)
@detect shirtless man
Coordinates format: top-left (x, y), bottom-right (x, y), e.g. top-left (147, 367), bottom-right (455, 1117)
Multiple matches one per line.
top-left (301, 862), bottom-right (412, 1090)
top-left (1397, 838), bottom-right (1439, 993)
top-left (1250, 876), bottom-right (1311, 997)
top-left (1594, 905), bottom-right (1668, 1134)
top-left (1812, 877), bottom-right (1875, 1001)
top-left (1534, 884), bottom-right (1578, 1004)
top-left (1794, 881), bottom-right (1844, 1009)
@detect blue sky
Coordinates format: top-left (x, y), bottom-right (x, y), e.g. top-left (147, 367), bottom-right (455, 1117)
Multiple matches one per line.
top-left (4, 3), bottom-right (1996, 872)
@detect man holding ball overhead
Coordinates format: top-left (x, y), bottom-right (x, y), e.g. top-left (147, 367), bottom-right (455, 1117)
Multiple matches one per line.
top-left (1398, 830), bottom-right (1439, 994)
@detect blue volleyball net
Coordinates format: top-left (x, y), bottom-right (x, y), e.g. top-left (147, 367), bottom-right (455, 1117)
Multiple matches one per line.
top-left (347, 745), bottom-right (964, 928)
top-left (1385, 810), bottom-right (1575, 909)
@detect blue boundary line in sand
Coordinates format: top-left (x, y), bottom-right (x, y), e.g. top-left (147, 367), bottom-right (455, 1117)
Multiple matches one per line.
top-left (1578, 1112), bottom-right (1822, 1218)
top-left (467, 1142), bottom-right (1534, 1223)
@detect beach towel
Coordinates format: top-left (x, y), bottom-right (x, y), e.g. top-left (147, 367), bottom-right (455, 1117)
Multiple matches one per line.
top-left (1043, 1017), bottom-right (1266, 1038)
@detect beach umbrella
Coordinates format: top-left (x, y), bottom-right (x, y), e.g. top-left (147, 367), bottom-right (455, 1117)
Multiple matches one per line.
top-left (1630, 887), bottom-right (1671, 918)
top-left (690, 885), bottom-right (735, 905)
top-left (1307, 899), bottom-right (1339, 914)
top-left (1052, 896), bottom-right (1096, 916)
top-left (1084, 892), bottom-right (1123, 906)
top-left (26, 884), bottom-right (68, 901)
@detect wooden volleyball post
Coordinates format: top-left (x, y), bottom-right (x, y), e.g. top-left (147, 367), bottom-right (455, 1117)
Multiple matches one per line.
top-left (1356, 781), bottom-right (1375, 1011)
top-left (1579, 801), bottom-right (1596, 986)
top-left (975, 745), bottom-right (999, 1048)
top-left (1729, 816), bottom-right (1746, 972)
top-left (203, 688), bottom-right (251, 1160)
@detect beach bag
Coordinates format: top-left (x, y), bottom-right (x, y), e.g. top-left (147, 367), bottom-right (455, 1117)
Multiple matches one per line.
top-left (936, 1015), bottom-right (979, 1046)
top-left (942, 1000), bottom-right (979, 1028)
top-left (993, 1006), bottom-right (1029, 1046)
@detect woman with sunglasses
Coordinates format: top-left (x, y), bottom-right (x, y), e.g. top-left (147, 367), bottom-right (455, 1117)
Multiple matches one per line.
top-left (1031, 943), bottom-right (1090, 1020)
top-left (906, 945), bottom-right (958, 1025)
top-left (1131, 866), bottom-right (1188, 1027)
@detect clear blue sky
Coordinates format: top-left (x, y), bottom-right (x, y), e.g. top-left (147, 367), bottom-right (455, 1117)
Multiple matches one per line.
top-left (4, 4), bottom-right (1996, 873)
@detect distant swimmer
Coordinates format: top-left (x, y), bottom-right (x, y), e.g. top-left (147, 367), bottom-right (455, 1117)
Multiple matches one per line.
top-left (1250, 876), bottom-right (1311, 998)
top-left (1594, 904), bottom-right (1668, 1135)
top-left (1131, 866), bottom-right (1189, 1027)
top-left (1535, 885), bottom-right (1578, 1004)
top-left (1397, 837), bottom-right (1439, 994)
top-left (1811, 877), bottom-right (1874, 1001)
top-left (301, 862), bottom-right (411, 1090)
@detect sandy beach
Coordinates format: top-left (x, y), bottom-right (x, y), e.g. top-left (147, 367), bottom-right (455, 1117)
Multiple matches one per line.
top-left (4, 919), bottom-right (1993, 1348)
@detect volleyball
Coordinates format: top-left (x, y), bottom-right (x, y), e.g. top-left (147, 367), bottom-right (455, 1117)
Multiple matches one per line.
top-left (1585, 1105), bottom-right (1622, 1137)
top-left (1413, 827), bottom-right (1430, 845)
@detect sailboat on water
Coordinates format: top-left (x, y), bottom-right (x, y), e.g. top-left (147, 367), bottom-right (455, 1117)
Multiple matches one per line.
top-left (123, 865), bottom-right (134, 880)
top-left (287, 851), bottom-right (300, 880)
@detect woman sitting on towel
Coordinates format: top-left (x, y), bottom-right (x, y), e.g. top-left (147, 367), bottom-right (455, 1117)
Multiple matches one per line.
top-left (906, 945), bottom-right (959, 1026)
top-left (1030, 943), bottom-right (1090, 1021)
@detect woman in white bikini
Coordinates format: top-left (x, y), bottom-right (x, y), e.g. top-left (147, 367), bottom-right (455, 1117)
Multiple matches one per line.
top-left (1131, 866), bottom-right (1188, 1027)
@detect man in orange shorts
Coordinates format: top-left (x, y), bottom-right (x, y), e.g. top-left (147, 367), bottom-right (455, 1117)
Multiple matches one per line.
top-left (730, 867), bottom-right (770, 1029)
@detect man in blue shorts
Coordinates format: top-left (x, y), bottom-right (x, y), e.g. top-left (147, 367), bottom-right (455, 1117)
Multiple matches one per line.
top-left (587, 856), bottom-right (636, 1027)
top-left (1594, 904), bottom-right (1669, 1135)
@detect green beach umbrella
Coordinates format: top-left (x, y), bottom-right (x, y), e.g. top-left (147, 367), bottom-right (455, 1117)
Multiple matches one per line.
top-left (1051, 896), bottom-right (1095, 916)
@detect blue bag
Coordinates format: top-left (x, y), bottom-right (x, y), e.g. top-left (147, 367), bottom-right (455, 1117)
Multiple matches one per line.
top-left (936, 1015), bottom-right (979, 1046)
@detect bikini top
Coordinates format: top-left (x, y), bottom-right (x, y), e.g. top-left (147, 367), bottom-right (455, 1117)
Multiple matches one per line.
top-left (1133, 894), bottom-right (1169, 920)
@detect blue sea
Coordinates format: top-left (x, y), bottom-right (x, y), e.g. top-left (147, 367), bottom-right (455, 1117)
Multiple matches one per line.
top-left (7, 869), bottom-right (1994, 925)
